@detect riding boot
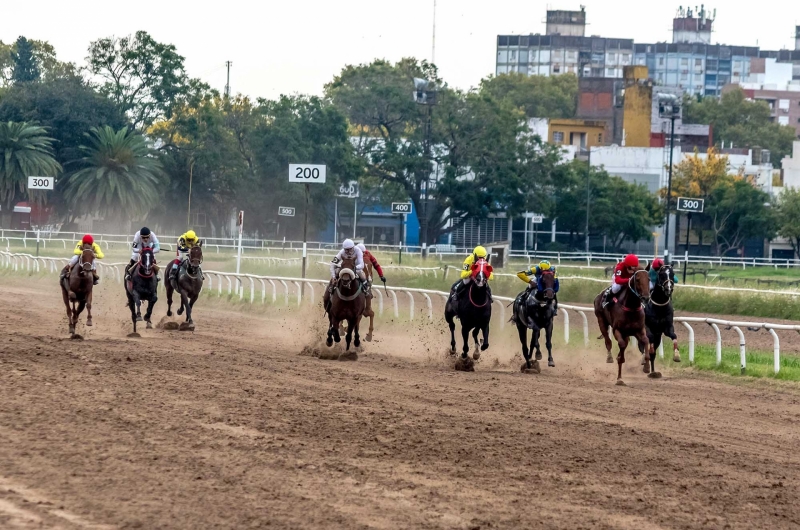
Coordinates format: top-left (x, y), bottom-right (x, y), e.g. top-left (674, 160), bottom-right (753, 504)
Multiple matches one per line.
top-left (554, 293), bottom-right (559, 312)
top-left (450, 280), bottom-right (463, 301)
top-left (602, 288), bottom-right (614, 308)
top-left (59, 265), bottom-right (70, 280)
top-left (125, 259), bottom-right (135, 280)
top-left (92, 270), bottom-right (100, 285)
top-left (364, 281), bottom-right (373, 298)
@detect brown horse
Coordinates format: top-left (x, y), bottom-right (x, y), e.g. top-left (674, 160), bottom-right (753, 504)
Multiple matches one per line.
top-left (60, 245), bottom-right (95, 335)
top-left (165, 245), bottom-right (204, 329)
top-left (323, 256), bottom-right (365, 353)
top-left (593, 266), bottom-right (653, 384)
top-left (362, 259), bottom-right (376, 341)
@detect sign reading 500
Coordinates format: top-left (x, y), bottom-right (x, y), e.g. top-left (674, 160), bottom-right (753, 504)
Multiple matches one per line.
top-left (289, 164), bottom-right (327, 184)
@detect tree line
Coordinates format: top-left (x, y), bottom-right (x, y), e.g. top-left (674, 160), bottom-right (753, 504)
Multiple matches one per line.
top-left (0, 32), bottom-right (790, 254)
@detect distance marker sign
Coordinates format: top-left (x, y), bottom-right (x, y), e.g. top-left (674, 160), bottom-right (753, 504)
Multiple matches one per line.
top-left (28, 176), bottom-right (54, 190)
top-left (676, 197), bottom-right (704, 213)
top-left (278, 206), bottom-right (296, 217)
top-left (391, 202), bottom-right (412, 214)
top-left (289, 164), bottom-right (326, 183)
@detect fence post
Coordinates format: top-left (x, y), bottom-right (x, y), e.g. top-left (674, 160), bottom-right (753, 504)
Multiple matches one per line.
top-left (732, 326), bottom-right (746, 374)
top-left (559, 308), bottom-right (569, 344)
top-left (708, 322), bottom-right (722, 366)
top-left (767, 327), bottom-right (780, 374)
top-left (680, 321), bottom-right (695, 364)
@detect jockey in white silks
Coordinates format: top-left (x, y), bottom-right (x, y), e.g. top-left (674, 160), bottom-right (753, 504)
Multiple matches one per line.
top-left (328, 239), bottom-right (369, 296)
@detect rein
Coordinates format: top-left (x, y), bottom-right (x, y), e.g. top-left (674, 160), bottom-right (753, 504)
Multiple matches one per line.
top-left (468, 283), bottom-right (490, 308)
top-left (622, 269), bottom-right (648, 312)
top-left (335, 282), bottom-right (362, 302)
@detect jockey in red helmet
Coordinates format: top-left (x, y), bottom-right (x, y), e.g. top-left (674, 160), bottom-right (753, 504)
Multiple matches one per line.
top-left (61, 234), bottom-right (105, 285)
top-left (602, 254), bottom-right (639, 307)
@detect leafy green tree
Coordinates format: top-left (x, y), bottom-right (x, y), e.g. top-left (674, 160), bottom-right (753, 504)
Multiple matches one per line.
top-left (65, 127), bottom-right (163, 222)
top-left (0, 76), bottom-right (129, 166)
top-left (684, 88), bottom-right (796, 162)
top-left (87, 31), bottom-right (208, 130)
top-left (706, 177), bottom-right (776, 256)
top-left (776, 187), bottom-right (800, 258)
top-left (0, 121), bottom-right (61, 208)
top-left (11, 37), bottom-right (40, 83)
top-left (1, 38), bottom-right (75, 86)
top-left (479, 73), bottom-right (577, 118)
top-left (601, 177), bottom-right (663, 249)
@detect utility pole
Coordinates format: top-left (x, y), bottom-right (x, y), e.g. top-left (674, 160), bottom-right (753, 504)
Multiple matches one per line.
top-left (585, 149), bottom-right (591, 254)
top-left (432, 0), bottom-right (437, 64)
top-left (664, 112), bottom-right (676, 264)
top-left (224, 61), bottom-right (232, 98)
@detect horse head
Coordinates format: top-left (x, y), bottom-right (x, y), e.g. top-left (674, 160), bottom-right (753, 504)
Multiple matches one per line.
top-left (629, 267), bottom-right (651, 303)
top-left (657, 264), bottom-right (674, 298)
top-left (338, 267), bottom-right (356, 290)
top-left (79, 245), bottom-right (95, 273)
top-left (138, 247), bottom-right (155, 277)
top-left (538, 270), bottom-right (557, 300)
top-left (188, 245), bottom-right (203, 271)
top-left (471, 259), bottom-right (492, 288)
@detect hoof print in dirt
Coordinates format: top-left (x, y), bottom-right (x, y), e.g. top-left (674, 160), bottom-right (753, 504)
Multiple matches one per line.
top-left (127, 332), bottom-right (141, 339)
top-left (615, 380), bottom-right (627, 387)
top-left (648, 372), bottom-right (663, 379)
top-left (454, 356), bottom-right (475, 372)
top-left (70, 334), bottom-right (84, 341)
top-left (338, 351), bottom-right (358, 362)
top-left (179, 322), bottom-right (195, 332)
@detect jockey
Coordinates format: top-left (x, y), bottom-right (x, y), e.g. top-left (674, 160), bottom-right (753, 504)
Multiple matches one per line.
top-left (60, 234), bottom-right (104, 285)
top-left (649, 258), bottom-right (678, 291)
top-left (516, 259), bottom-right (559, 310)
top-left (126, 227), bottom-right (161, 280)
top-left (171, 230), bottom-right (203, 282)
top-left (356, 243), bottom-right (387, 287)
top-left (602, 254), bottom-right (639, 307)
top-left (329, 239), bottom-right (368, 295)
top-left (450, 245), bottom-right (494, 302)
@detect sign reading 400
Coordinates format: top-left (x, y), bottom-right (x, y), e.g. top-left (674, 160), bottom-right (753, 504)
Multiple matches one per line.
top-left (289, 164), bottom-right (326, 184)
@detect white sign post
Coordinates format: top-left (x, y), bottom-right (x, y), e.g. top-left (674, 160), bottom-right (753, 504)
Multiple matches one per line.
top-left (28, 176), bottom-right (55, 256)
top-left (290, 164), bottom-right (327, 288)
top-left (278, 206), bottom-right (296, 217)
top-left (391, 203), bottom-right (412, 264)
top-left (235, 211), bottom-right (244, 279)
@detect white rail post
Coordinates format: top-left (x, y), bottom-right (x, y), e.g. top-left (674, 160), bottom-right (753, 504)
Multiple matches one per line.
top-left (305, 281), bottom-right (315, 306)
top-left (388, 290), bottom-right (399, 319)
top-left (731, 326), bottom-right (746, 374)
top-left (293, 281), bottom-right (302, 306)
top-left (767, 327), bottom-right (780, 374)
top-left (709, 322), bottom-right (722, 366)
top-left (279, 280), bottom-right (289, 306)
top-left (559, 308), bottom-right (569, 344)
top-left (248, 277), bottom-right (255, 303)
top-left (577, 310), bottom-right (589, 347)
top-left (493, 300), bottom-right (505, 329)
top-left (681, 321), bottom-right (695, 364)
top-left (421, 293), bottom-right (433, 320)
top-left (259, 279), bottom-right (266, 303)
top-left (374, 288), bottom-right (384, 316)
top-left (405, 291), bottom-right (415, 320)
top-left (658, 341), bottom-right (664, 359)
top-left (225, 275), bottom-right (232, 295)
top-left (268, 280), bottom-right (277, 303)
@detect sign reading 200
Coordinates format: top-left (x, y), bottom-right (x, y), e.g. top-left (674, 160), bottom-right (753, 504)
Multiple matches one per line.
top-left (289, 164), bottom-right (327, 184)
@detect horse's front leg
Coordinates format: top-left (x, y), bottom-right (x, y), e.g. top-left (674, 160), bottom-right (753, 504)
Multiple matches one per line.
top-left (326, 316), bottom-right (337, 347)
top-left (533, 326), bottom-right (542, 361)
top-left (353, 314), bottom-right (362, 348)
top-left (179, 291), bottom-right (190, 321)
top-left (448, 315), bottom-right (456, 354)
top-left (517, 322), bottom-right (531, 368)
top-left (460, 324), bottom-right (471, 359)
top-left (165, 282), bottom-right (174, 317)
top-left (144, 295), bottom-right (157, 329)
top-left (637, 329), bottom-right (658, 377)
top-left (480, 321), bottom-right (490, 352)
top-left (186, 294), bottom-right (197, 324)
top-left (86, 290), bottom-right (93, 327)
top-left (667, 323), bottom-right (681, 362)
top-left (471, 327), bottom-right (480, 357)
top-left (545, 320), bottom-right (555, 367)
top-left (613, 329), bottom-right (630, 384)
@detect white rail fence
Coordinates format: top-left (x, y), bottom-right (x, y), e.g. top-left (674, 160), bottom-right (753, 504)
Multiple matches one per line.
top-left (3, 251), bottom-right (795, 375)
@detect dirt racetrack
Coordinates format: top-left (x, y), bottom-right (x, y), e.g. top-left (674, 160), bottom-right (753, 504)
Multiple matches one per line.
top-left (2, 275), bottom-right (800, 529)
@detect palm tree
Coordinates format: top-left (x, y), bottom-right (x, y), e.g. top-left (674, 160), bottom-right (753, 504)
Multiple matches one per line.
top-left (66, 126), bottom-right (163, 221)
top-left (0, 121), bottom-right (61, 208)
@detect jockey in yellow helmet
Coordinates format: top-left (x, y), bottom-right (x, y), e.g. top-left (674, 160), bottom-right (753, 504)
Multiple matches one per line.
top-left (171, 230), bottom-right (203, 282)
top-left (516, 259), bottom-right (559, 310)
top-left (450, 245), bottom-right (494, 302)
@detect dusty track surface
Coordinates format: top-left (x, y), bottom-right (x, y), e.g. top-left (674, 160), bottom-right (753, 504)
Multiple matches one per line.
top-left (2, 276), bottom-right (800, 529)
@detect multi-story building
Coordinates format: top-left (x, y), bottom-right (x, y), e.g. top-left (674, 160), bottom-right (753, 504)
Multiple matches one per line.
top-left (496, 7), bottom-right (633, 78)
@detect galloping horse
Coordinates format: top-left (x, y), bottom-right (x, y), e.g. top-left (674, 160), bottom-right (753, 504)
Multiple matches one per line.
top-left (513, 270), bottom-right (558, 373)
top-left (445, 258), bottom-right (492, 371)
top-left (593, 266), bottom-right (653, 384)
top-left (60, 244), bottom-right (94, 335)
top-left (645, 263), bottom-right (682, 365)
top-left (165, 244), bottom-right (204, 328)
top-left (126, 247), bottom-right (158, 333)
top-left (323, 256), bottom-right (366, 352)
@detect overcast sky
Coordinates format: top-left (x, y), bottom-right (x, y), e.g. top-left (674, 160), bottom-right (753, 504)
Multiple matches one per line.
top-left (2, 1), bottom-right (797, 99)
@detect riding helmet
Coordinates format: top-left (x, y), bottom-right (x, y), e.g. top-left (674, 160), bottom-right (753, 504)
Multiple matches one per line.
top-left (356, 243), bottom-right (366, 253)
top-left (623, 254), bottom-right (639, 268)
top-left (140, 227), bottom-right (151, 236)
top-left (652, 258), bottom-right (664, 269)
top-left (473, 246), bottom-right (487, 258)
top-left (82, 234), bottom-right (94, 245)
top-left (186, 230), bottom-right (197, 240)
top-left (539, 260), bottom-right (551, 270)
top-left (343, 239), bottom-right (355, 249)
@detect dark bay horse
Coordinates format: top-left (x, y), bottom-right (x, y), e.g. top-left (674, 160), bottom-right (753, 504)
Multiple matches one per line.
top-left (126, 247), bottom-right (158, 333)
top-left (445, 259), bottom-right (492, 371)
top-left (593, 267), bottom-right (653, 384)
top-left (165, 245), bottom-right (204, 329)
top-left (645, 263), bottom-right (682, 365)
top-left (324, 256), bottom-right (366, 352)
top-left (513, 270), bottom-right (558, 373)
top-left (60, 245), bottom-right (94, 335)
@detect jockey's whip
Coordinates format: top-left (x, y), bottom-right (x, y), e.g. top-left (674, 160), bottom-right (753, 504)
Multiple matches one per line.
top-left (382, 277), bottom-right (388, 295)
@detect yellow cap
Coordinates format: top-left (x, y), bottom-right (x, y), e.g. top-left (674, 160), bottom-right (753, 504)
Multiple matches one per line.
top-left (539, 260), bottom-right (551, 270)
top-left (186, 230), bottom-right (197, 240)
top-left (473, 246), bottom-right (487, 258)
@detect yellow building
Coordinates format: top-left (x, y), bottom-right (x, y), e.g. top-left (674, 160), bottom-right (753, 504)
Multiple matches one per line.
top-left (547, 119), bottom-right (607, 149)
top-left (621, 65), bottom-right (652, 147)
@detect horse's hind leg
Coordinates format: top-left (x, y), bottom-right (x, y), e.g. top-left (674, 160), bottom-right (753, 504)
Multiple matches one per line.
top-left (597, 317), bottom-right (613, 363)
top-left (165, 283), bottom-right (174, 317)
top-left (533, 327), bottom-right (542, 361)
top-left (613, 329), bottom-right (629, 383)
top-left (480, 322), bottom-right (490, 352)
top-left (667, 324), bottom-right (681, 362)
top-left (472, 327), bottom-right (480, 357)
top-left (546, 321), bottom-right (555, 367)
top-left (364, 310), bottom-right (374, 342)
top-left (86, 291), bottom-right (93, 327)
top-left (144, 296), bottom-right (157, 329)
top-left (344, 318), bottom-right (354, 351)
top-left (517, 323), bottom-right (531, 369)
top-left (446, 313), bottom-right (456, 354)
top-left (353, 315), bottom-right (362, 349)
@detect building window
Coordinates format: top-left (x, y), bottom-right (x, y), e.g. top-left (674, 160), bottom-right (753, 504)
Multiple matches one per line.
top-left (597, 133), bottom-right (603, 143)
top-left (553, 64), bottom-right (561, 74)
top-left (680, 72), bottom-right (688, 81)
top-left (779, 99), bottom-right (790, 111)
top-left (552, 131), bottom-right (565, 143)
top-left (680, 58), bottom-right (689, 67)
top-left (621, 53), bottom-right (631, 65)
top-left (606, 67), bottom-right (615, 77)
top-left (658, 56), bottom-right (665, 66)
top-left (779, 116), bottom-right (790, 125)
top-left (567, 50), bottom-right (577, 60)
top-left (695, 58), bottom-right (703, 67)
top-left (607, 52), bottom-right (616, 62)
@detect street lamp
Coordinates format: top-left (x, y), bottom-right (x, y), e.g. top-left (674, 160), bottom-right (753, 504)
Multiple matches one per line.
top-left (658, 93), bottom-right (681, 264)
top-left (413, 77), bottom-right (437, 258)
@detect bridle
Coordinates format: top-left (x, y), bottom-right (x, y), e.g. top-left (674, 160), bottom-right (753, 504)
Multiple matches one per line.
top-left (625, 269), bottom-right (650, 311)
top-left (136, 249), bottom-right (155, 278)
top-left (185, 246), bottom-right (203, 278)
top-left (78, 248), bottom-right (94, 273)
top-left (649, 266), bottom-right (674, 307)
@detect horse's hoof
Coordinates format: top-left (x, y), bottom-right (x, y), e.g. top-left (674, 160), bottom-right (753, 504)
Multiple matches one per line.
top-left (68, 326), bottom-right (75, 335)
top-left (325, 338), bottom-right (333, 347)
top-left (480, 342), bottom-right (489, 352)
top-left (673, 350), bottom-right (682, 363)
top-left (136, 315), bottom-right (143, 322)
top-left (648, 372), bottom-right (663, 379)
top-left (473, 350), bottom-right (481, 361)
top-left (643, 360), bottom-right (651, 374)
top-left (86, 319), bottom-right (93, 327)
top-left (454, 356), bottom-right (475, 372)
top-left (606, 353), bottom-right (614, 364)
top-left (615, 379), bottom-right (627, 386)
top-left (548, 360), bottom-right (555, 368)
top-left (450, 346), bottom-right (456, 355)
top-left (179, 322), bottom-right (195, 332)
top-left (166, 310), bottom-right (173, 317)
top-left (177, 308), bottom-right (184, 316)
top-left (535, 352), bottom-right (542, 361)
top-left (127, 332), bottom-right (141, 338)
top-left (354, 339), bottom-right (361, 348)
top-left (70, 334), bottom-right (83, 341)
top-left (641, 355), bottom-right (646, 365)
top-left (146, 321), bottom-right (153, 330)
top-left (334, 336), bottom-right (341, 343)
top-left (365, 334), bottom-right (372, 342)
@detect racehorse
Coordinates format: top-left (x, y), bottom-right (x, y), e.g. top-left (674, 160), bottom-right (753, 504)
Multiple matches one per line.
top-left (60, 244), bottom-right (94, 335)
top-left (165, 244), bottom-right (204, 329)
top-left (445, 258), bottom-right (492, 371)
top-left (513, 269), bottom-right (557, 373)
top-left (125, 247), bottom-right (158, 333)
top-left (645, 263), bottom-right (682, 365)
top-left (362, 258), bottom-right (377, 342)
top-left (323, 256), bottom-right (366, 352)
top-left (593, 266), bottom-right (653, 384)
